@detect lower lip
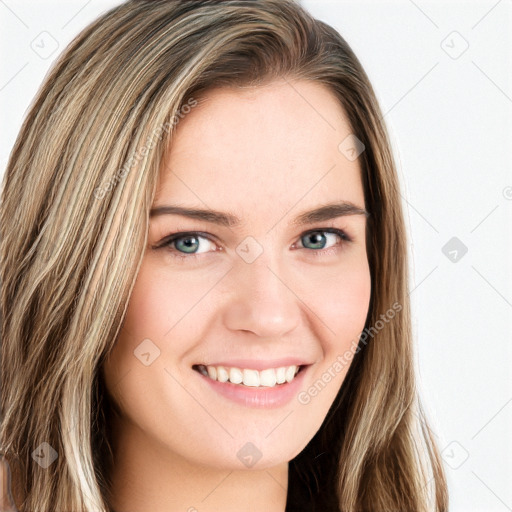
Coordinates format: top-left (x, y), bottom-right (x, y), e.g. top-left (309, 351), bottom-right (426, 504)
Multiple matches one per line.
top-left (195, 366), bottom-right (309, 409)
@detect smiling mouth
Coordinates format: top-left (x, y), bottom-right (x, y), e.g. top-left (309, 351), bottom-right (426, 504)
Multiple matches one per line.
top-left (192, 363), bottom-right (306, 388)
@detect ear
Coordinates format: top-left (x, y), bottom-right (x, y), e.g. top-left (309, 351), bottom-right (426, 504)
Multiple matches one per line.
top-left (0, 455), bottom-right (18, 512)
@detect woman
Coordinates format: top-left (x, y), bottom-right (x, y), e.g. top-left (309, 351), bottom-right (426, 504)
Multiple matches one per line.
top-left (0, 1), bottom-right (448, 511)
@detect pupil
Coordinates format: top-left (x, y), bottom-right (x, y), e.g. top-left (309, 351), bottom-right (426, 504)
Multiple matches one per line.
top-left (305, 232), bottom-right (326, 249)
top-left (178, 236), bottom-right (198, 253)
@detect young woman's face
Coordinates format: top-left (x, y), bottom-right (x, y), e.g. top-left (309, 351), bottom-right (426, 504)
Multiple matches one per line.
top-left (103, 79), bottom-right (371, 471)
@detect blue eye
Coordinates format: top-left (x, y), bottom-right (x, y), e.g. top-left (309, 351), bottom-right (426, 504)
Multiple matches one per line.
top-left (156, 228), bottom-right (351, 261)
top-left (166, 233), bottom-right (214, 255)
top-left (300, 230), bottom-right (348, 251)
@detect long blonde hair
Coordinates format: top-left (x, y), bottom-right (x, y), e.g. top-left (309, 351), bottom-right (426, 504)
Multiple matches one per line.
top-left (0, 1), bottom-right (448, 510)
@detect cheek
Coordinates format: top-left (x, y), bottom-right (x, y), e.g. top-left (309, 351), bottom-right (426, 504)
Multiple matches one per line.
top-left (102, 259), bottom-right (223, 391)
top-left (102, 263), bottom-right (177, 387)
top-left (113, 262), bottom-right (215, 352)
top-left (306, 257), bottom-right (372, 346)
top-left (293, 259), bottom-right (371, 432)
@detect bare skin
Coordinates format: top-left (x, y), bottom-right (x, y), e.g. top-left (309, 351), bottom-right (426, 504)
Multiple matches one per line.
top-left (0, 457), bottom-right (17, 512)
top-left (103, 79), bottom-right (371, 512)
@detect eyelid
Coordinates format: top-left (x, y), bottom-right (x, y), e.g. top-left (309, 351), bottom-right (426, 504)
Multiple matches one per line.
top-left (153, 230), bottom-right (219, 251)
top-left (295, 227), bottom-right (352, 245)
top-left (153, 227), bottom-right (353, 260)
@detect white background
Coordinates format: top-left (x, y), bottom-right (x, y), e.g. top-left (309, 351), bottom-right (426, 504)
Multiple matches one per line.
top-left (1, 1), bottom-right (511, 510)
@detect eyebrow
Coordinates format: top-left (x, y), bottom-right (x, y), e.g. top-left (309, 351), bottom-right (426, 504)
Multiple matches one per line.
top-left (150, 201), bottom-right (369, 227)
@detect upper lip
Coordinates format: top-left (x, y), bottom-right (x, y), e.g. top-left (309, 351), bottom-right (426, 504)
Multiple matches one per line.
top-left (195, 357), bottom-right (312, 371)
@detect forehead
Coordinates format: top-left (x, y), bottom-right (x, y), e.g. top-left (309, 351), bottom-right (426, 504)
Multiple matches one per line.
top-left (154, 80), bottom-right (365, 225)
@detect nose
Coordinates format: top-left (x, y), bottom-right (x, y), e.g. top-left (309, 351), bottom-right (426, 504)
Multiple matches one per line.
top-left (221, 253), bottom-right (302, 339)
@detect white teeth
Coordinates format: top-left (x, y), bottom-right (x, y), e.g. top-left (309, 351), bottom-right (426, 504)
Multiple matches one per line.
top-left (259, 368), bottom-right (277, 387)
top-left (197, 363), bottom-right (301, 387)
top-left (229, 367), bottom-right (243, 384)
top-left (285, 366), bottom-right (297, 383)
top-left (217, 366), bottom-right (229, 383)
top-left (276, 367), bottom-right (286, 384)
top-left (243, 369), bottom-right (260, 387)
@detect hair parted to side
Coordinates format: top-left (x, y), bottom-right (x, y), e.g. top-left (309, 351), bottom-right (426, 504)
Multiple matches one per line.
top-left (0, 0), bottom-right (448, 510)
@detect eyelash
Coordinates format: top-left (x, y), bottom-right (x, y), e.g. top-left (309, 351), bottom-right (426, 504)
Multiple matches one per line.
top-left (155, 228), bottom-right (352, 261)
